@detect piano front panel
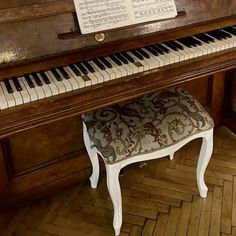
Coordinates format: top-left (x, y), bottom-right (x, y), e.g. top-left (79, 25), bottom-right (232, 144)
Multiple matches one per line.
top-left (0, 116), bottom-right (92, 207)
top-left (7, 117), bottom-right (84, 174)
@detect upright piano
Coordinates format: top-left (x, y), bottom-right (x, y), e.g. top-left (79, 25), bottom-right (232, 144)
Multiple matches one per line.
top-left (0, 0), bottom-right (235, 207)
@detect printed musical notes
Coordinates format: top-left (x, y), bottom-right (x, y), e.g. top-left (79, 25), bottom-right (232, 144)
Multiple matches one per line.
top-left (73, 0), bottom-right (177, 34)
top-left (132, 0), bottom-right (177, 23)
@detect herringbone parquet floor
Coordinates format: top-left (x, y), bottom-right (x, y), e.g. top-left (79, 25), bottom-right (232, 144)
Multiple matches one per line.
top-left (1, 126), bottom-right (236, 236)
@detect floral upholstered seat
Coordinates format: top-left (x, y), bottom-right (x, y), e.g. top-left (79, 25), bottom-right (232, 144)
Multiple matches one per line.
top-left (82, 87), bottom-right (214, 164)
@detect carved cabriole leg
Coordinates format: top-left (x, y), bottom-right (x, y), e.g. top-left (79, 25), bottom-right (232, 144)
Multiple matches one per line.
top-left (106, 164), bottom-right (122, 236)
top-left (197, 128), bottom-right (214, 198)
top-left (83, 122), bottom-right (100, 189)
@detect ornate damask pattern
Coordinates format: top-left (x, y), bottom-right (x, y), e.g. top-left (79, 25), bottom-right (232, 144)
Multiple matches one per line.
top-left (82, 87), bottom-right (214, 164)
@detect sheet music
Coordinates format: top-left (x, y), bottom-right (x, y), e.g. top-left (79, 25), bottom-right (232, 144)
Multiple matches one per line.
top-left (132, 0), bottom-right (177, 23)
top-left (73, 0), bottom-right (177, 34)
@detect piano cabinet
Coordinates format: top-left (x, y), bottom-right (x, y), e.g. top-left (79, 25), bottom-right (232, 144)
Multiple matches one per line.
top-left (0, 0), bottom-right (236, 208)
top-left (0, 72), bottom-right (226, 208)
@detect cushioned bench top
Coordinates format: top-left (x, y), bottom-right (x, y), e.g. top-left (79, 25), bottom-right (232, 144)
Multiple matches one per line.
top-left (82, 87), bottom-right (214, 164)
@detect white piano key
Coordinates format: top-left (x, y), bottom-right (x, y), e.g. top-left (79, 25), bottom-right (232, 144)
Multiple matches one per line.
top-left (0, 85), bottom-right (8, 109)
top-left (21, 77), bottom-right (38, 101)
top-left (141, 48), bottom-right (162, 69)
top-left (42, 72), bottom-right (59, 96)
top-left (85, 61), bottom-right (104, 83)
top-left (121, 52), bottom-right (143, 73)
top-left (107, 58), bottom-right (128, 77)
top-left (46, 70), bottom-right (66, 93)
top-left (63, 67), bottom-right (80, 89)
top-left (160, 44), bottom-right (180, 63)
top-left (65, 66), bottom-right (86, 88)
top-left (80, 63), bottom-right (99, 85)
top-left (0, 82), bottom-right (16, 107)
top-left (89, 61), bottom-right (110, 82)
top-left (37, 73), bottom-right (53, 97)
top-left (140, 51), bottom-right (159, 69)
top-left (205, 34), bottom-right (224, 51)
top-left (159, 46), bottom-right (175, 64)
top-left (105, 57), bottom-right (123, 78)
top-left (74, 65), bottom-right (93, 86)
top-left (29, 74), bottom-right (45, 99)
top-left (174, 41), bottom-right (194, 59)
top-left (128, 51), bottom-right (150, 71)
top-left (191, 38), bottom-right (212, 55)
top-left (17, 77), bottom-right (31, 103)
top-left (55, 69), bottom-right (73, 92)
top-left (103, 57), bottom-right (117, 80)
top-left (112, 55), bottom-right (133, 75)
top-left (155, 54), bottom-right (167, 67)
top-left (8, 79), bottom-right (23, 105)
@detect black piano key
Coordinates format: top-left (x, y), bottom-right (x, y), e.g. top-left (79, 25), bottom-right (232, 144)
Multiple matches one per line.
top-left (223, 27), bottom-right (236, 36)
top-left (83, 61), bottom-right (95, 73)
top-left (3, 79), bottom-right (13, 93)
top-left (194, 33), bottom-right (215, 43)
top-left (173, 41), bottom-right (185, 50)
top-left (40, 71), bottom-right (51, 84)
top-left (76, 63), bottom-right (89, 75)
top-left (136, 48), bottom-right (150, 58)
top-left (120, 52), bottom-right (135, 63)
top-left (155, 44), bottom-right (170, 53)
top-left (207, 30), bottom-right (224, 40)
top-left (109, 55), bottom-right (122, 66)
top-left (93, 58), bottom-right (106, 70)
top-left (164, 41), bottom-right (179, 51)
top-left (145, 46), bottom-right (159, 56)
top-left (12, 77), bottom-right (23, 91)
top-left (25, 74), bottom-right (35, 88)
top-left (215, 29), bottom-right (230, 39)
top-left (69, 64), bottom-right (81, 76)
top-left (190, 36), bottom-right (202, 46)
top-left (51, 68), bottom-right (62, 81)
top-left (32, 72), bottom-right (43, 86)
top-left (186, 37), bottom-right (199, 47)
top-left (219, 29), bottom-right (232, 38)
top-left (177, 37), bottom-right (193, 48)
top-left (151, 45), bottom-right (164, 54)
top-left (99, 57), bottom-right (113, 68)
top-left (58, 66), bottom-right (70, 79)
top-left (130, 49), bottom-right (144, 60)
top-left (115, 53), bottom-right (129, 64)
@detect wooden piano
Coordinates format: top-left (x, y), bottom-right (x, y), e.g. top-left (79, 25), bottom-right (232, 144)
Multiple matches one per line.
top-left (0, 0), bottom-right (236, 208)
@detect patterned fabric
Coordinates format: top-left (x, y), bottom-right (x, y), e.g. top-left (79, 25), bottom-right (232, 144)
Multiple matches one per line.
top-left (82, 87), bottom-right (214, 164)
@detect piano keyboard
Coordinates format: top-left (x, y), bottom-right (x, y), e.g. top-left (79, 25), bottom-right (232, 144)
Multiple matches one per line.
top-left (1, 26), bottom-right (236, 110)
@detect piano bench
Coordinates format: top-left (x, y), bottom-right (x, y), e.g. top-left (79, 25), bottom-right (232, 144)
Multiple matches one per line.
top-left (82, 87), bottom-right (214, 236)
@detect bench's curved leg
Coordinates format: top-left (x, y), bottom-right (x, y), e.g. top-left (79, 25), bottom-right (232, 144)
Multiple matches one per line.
top-left (197, 128), bottom-right (213, 198)
top-left (83, 122), bottom-right (100, 189)
top-left (106, 164), bottom-right (122, 235)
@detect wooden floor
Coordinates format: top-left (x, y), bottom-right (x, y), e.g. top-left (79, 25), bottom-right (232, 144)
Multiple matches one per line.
top-left (1, 126), bottom-right (236, 236)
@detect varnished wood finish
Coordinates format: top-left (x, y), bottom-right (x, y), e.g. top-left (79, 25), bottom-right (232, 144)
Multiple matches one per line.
top-left (0, 126), bottom-right (235, 236)
top-left (222, 70), bottom-right (236, 134)
top-left (0, 0), bottom-right (236, 66)
top-left (0, 0), bottom-right (235, 207)
top-left (0, 51), bottom-right (235, 139)
top-left (0, 78), bottom-right (224, 207)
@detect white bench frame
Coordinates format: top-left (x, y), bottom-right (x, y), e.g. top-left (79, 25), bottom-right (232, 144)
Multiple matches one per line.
top-left (83, 122), bottom-right (213, 235)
